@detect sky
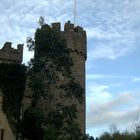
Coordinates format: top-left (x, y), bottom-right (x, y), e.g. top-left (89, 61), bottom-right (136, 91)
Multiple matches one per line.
top-left (0, 0), bottom-right (140, 138)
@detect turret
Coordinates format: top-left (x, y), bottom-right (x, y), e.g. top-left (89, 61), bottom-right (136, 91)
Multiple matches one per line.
top-left (0, 42), bottom-right (23, 63)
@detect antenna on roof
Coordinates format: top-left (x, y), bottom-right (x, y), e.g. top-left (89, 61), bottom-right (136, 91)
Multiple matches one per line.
top-left (74, 0), bottom-right (76, 26)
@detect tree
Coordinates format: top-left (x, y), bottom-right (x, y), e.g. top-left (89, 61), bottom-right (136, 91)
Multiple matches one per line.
top-left (0, 63), bottom-right (26, 140)
top-left (96, 123), bottom-right (140, 140)
top-left (38, 16), bottom-right (45, 26)
top-left (95, 137), bottom-right (99, 140)
top-left (21, 107), bottom-right (45, 140)
top-left (133, 109), bottom-right (140, 139)
top-left (89, 136), bottom-right (94, 140)
top-left (99, 132), bottom-right (111, 140)
top-left (83, 134), bottom-right (94, 140)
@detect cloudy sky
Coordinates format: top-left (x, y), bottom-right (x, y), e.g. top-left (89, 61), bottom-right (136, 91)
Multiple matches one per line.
top-left (0, 0), bottom-right (140, 137)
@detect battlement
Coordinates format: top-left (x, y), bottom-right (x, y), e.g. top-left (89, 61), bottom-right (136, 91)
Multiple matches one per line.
top-left (41, 21), bottom-right (87, 60)
top-left (0, 42), bottom-right (23, 63)
top-left (41, 21), bottom-right (85, 34)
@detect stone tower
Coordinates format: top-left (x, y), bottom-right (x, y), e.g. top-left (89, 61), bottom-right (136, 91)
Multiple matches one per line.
top-left (42, 21), bottom-right (87, 133)
top-left (60, 21), bottom-right (87, 133)
top-left (0, 42), bottom-right (23, 64)
top-left (23, 21), bottom-right (87, 134)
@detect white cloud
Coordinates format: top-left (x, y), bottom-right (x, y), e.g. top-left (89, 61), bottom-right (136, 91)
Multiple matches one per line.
top-left (86, 27), bottom-right (123, 40)
top-left (86, 81), bottom-right (140, 136)
top-left (86, 0), bottom-right (140, 60)
top-left (132, 77), bottom-right (140, 82)
top-left (88, 40), bottom-right (135, 60)
top-left (86, 74), bottom-right (134, 80)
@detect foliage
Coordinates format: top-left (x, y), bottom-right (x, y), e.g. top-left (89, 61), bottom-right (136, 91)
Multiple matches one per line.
top-left (21, 107), bottom-right (45, 140)
top-left (133, 110), bottom-right (140, 138)
top-left (0, 63), bottom-right (26, 120)
top-left (97, 130), bottom-right (140, 140)
top-left (27, 24), bottom-right (75, 104)
top-left (38, 16), bottom-right (45, 26)
top-left (0, 63), bottom-right (26, 139)
top-left (43, 126), bottom-right (59, 140)
top-left (60, 79), bottom-right (83, 103)
top-left (27, 22), bottom-right (83, 105)
top-left (87, 122), bottom-right (140, 140)
top-left (27, 37), bottom-right (35, 51)
top-left (95, 128), bottom-right (140, 140)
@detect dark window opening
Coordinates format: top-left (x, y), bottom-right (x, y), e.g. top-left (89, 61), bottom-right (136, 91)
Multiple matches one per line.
top-left (0, 129), bottom-right (4, 140)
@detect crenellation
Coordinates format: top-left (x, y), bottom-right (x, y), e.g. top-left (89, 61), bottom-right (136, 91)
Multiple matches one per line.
top-left (40, 22), bottom-right (86, 36)
top-left (17, 44), bottom-right (23, 51)
top-left (52, 22), bottom-right (61, 31)
top-left (42, 21), bottom-right (85, 32)
top-left (0, 42), bottom-right (23, 63)
top-left (2, 42), bottom-right (12, 50)
top-left (64, 22), bottom-right (74, 31)
top-left (74, 26), bottom-right (83, 32)
top-left (39, 22), bottom-right (87, 58)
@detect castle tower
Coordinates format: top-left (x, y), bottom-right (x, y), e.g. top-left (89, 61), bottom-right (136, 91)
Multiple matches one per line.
top-left (0, 42), bottom-right (23, 63)
top-left (23, 21), bottom-right (87, 135)
top-left (45, 21), bottom-right (87, 133)
top-left (60, 22), bottom-right (87, 133)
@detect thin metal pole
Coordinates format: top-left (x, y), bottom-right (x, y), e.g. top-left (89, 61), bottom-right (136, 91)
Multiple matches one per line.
top-left (74, 0), bottom-right (76, 26)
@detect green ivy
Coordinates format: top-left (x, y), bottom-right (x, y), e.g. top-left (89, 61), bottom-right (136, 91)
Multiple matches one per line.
top-left (21, 107), bottom-right (45, 140)
top-left (0, 63), bottom-right (26, 139)
top-left (60, 79), bottom-right (83, 103)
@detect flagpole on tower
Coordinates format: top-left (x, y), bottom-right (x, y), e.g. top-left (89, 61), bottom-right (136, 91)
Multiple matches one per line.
top-left (74, 0), bottom-right (76, 26)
